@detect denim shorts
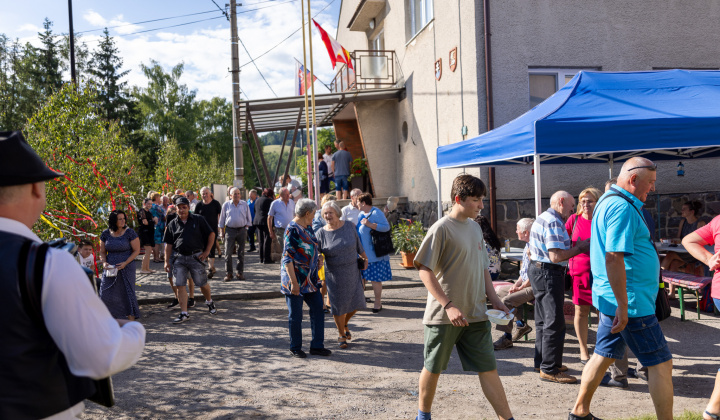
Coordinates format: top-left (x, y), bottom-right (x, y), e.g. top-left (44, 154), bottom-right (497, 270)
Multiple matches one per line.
top-left (172, 252), bottom-right (208, 287)
top-left (595, 312), bottom-right (672, 367)
top-left (334, 175), bottom-right (349, 191)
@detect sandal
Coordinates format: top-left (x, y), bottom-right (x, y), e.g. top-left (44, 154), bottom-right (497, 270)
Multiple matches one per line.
top-left (706, 411), bottom-right (720, 420)
top-left (153, 259), bottom-right (163, 263)
top-left (337, 336), bottom-right (348, 349)
top-left (344, 325), bottom-right (351, 340)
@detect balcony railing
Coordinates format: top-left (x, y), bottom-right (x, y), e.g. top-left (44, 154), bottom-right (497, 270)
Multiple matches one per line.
top-left (330, 50), bottom-right (404, 93)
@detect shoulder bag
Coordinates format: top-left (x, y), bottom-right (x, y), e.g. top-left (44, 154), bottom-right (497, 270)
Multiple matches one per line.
top-left (603, 188), bottom-right (671, 322)
top-left (368, 208), bottom-right (394, 258)
top-left (19, 241), bottom-right (116, 407)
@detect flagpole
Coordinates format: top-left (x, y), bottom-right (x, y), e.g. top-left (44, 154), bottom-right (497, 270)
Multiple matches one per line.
top-left (306, 0), bottom-right (320, 206)
top-left (300, 0), bottom-right (313, 200)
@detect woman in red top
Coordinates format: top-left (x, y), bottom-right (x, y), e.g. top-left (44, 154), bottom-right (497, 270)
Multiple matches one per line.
top-left (565, 187), bottom-right (601, 364)
top-left (683, 215), bottom-right (720, 420)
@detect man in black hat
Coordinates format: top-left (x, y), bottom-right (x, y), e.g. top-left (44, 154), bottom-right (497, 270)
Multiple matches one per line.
top-left (0, 131), bottom-right (146, 418)
top-left (163, 195), bottom-right (217, 323)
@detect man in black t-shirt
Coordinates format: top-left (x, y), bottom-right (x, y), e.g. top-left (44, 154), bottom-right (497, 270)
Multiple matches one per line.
top-left (194, 187), bottom-right (223, 278)
top-left (163, 196), bottom-right (217, 323)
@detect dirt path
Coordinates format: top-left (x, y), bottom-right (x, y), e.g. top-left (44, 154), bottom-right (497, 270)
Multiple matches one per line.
top-left (82, 284), bottom-right (717, 420)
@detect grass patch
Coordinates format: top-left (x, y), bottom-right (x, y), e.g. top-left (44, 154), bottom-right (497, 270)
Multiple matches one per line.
top-left (615, 411), bottom-right (703, 420)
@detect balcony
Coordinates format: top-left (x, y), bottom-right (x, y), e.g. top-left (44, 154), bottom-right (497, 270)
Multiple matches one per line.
top-left (330, 50), bottom-right (404, 93)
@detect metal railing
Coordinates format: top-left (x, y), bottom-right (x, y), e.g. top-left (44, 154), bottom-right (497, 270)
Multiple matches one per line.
top-left (329, 50), bottom-right (404, 93)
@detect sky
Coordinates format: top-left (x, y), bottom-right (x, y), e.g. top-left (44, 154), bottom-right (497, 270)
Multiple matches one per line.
top-left (1, 0), bottom-right (343, 101)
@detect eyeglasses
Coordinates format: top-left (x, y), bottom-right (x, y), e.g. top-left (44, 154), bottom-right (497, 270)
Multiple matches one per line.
top-left (626, 163), bottom-right (657, 171)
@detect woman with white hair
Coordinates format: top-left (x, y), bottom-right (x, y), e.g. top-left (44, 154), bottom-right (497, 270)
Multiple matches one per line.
top-left (316, 200), bottom-right (368, 349)
top-left (280, 198), bottom-right (330, 358)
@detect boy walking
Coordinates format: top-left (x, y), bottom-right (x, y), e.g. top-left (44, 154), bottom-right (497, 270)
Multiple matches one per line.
top-left (413, 174), bottom-right (514, 420)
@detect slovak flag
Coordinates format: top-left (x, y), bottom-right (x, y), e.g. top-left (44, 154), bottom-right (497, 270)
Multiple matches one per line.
top-left (295, 59), bottom-right (317, 95)
top-left (312, 19), bottom-right (354, 71)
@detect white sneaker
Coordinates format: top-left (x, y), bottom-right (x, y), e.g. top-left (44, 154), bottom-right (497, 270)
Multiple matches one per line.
top-left (173, 313), bottom-right (190, 323)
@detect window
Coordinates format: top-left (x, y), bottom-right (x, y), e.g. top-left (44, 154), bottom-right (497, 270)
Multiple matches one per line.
top-left (528, 69), bottom-right (582, 109)
top-left (409, 0), bottom-right (433, 37)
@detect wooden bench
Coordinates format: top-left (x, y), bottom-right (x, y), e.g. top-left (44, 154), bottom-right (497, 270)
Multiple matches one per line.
top-left (661, 270), bottom-right (713, 321)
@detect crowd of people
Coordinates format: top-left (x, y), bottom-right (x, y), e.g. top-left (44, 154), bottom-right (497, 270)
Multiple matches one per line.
top-left (6, 126), bottom-right (720, 419)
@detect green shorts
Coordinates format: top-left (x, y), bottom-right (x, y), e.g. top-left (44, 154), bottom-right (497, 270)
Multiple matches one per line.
top-left (423, 321), bottom-right (497, 374)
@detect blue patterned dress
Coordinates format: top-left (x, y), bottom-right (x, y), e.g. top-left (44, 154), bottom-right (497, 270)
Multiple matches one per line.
top-left (280, 221), bottom-right (321, 295)
top-left (100, 228), bottom-right (141, 319)
top-left (151, 203), bottom-right (166, 244)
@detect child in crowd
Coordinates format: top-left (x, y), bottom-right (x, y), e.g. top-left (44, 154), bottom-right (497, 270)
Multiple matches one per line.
top-left (77, 239), bottom-right (96, 272)
top-left (413, 174), bottom-right (514, 420)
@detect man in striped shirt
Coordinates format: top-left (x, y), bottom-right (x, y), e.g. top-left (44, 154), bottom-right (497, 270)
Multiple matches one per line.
top-left (529, 191), bottom-right (589, 384)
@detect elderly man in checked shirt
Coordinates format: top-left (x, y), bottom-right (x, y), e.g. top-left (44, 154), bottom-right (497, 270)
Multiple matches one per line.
top-left (528, 190), bottom-right (589, 384)
top-left (220, 187), bottom-right (253, 281)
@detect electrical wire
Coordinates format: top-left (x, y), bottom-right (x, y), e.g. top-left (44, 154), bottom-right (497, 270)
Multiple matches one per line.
top-left (239, 0), bottom-right (337, 68)
top-left (238, 35), bottom-right (277, 97)
top-left (73, 10), bottom-right (220, 35)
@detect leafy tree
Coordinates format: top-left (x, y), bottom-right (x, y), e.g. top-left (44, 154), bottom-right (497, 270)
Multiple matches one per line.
top-left (316, 128), bottom-right (336, 153)
top-left (60, 34), bottom-right (91, 85)
top-left (154, 138), bottom-right (232, 193)
top-left (133, 60), bottom-right (199, 149)
top-left (24, 83), bottom-right (144, 241)
top-left (196, 96), bottom-right (233, 160)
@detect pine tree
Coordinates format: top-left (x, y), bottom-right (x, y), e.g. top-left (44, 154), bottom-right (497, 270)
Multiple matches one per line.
top-left (31, 18), bottom-right (63, 96)
top-left (88, 28), bottom-right (130, 122)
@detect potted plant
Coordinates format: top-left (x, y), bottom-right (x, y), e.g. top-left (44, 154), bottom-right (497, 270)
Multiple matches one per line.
top-left (347, 157), bottom-right (369, 191)
top-left (392, 220), bottom-right (426, 268)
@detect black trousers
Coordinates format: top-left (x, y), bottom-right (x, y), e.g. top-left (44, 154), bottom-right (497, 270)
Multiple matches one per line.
top-left (256, 224), bottom-right (273, 263)
top-left (528, 263), bottom-right (566, 375)
top-left (247, 225), bottom-right (257, 249)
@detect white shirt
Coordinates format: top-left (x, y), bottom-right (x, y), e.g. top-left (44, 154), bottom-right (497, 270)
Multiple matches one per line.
top-left (0, 217), bottom-right (146, 419)
top-left (268, 198), bottom-right (295, 229)
top-left (77, 253), bottom-right (95, 271)
top-left (219, 199), bottom-right (252, 229)
top-left (323, 152), bottom-right (334, 174)
top-left (341, 204), bottom-right (361, 226)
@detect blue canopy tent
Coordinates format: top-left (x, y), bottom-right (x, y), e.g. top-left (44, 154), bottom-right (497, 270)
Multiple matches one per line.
top-left (436, 69), bottom-right (720, 215)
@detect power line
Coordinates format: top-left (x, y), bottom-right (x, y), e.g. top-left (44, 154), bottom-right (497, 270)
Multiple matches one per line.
top-left (238, 35), bottom-right (277, 97)
top-left (74, 10), bottom-right (220, 35)
top-left (239, 0), bottom-right (336, 68)
top-left (73, 0), bottom-right (300, 42)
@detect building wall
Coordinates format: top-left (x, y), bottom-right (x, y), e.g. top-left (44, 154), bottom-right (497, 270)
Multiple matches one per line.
top-left (488, 0), bottom-right (720, 200)
top-left (337, 0), bottom-right (483, 205)
top-left (337, 0), bottom-right (720, 226)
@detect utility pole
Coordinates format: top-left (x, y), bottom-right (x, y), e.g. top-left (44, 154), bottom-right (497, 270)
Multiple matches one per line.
top-left (68, 0), bottom-right (76, 85)
top-left (229, 0), bottom-right (245, 193)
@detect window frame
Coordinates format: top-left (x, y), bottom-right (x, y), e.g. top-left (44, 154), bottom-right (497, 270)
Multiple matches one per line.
top-left (528, 68), bottom-right (587, 109)
top-left (408, 0), bottom-right (434, 40)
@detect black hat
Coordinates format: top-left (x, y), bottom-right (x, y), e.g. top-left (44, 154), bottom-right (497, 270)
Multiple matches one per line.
top-left (174, 196), bottom-right (190, 206)
top-left (0, 131), bottom-right (63, 186)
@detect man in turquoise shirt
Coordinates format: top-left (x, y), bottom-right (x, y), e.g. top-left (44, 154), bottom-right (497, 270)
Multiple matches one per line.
top-left (569, 157), bottom-right (673, 420)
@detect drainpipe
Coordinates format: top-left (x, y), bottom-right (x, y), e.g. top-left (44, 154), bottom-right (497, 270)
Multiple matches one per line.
top-left (483, 0), bottom-right (497, 232)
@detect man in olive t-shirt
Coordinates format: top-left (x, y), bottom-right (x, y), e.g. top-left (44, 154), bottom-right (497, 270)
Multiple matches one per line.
top-left (413, 174), bottom-right (514, 420)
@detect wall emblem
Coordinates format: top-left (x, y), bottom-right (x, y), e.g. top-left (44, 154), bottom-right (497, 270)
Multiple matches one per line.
top-left (449, 47), bottom-right (457, 72)
top-left (435, 58), bottom-right (442, 81)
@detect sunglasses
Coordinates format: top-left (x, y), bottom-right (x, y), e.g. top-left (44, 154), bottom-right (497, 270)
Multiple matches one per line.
top-left (626, 163), bottom-right (657, 171)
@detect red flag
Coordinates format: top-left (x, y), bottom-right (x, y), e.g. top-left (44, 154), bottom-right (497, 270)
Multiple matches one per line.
top-left (312, 19), bottom-right (354, 70)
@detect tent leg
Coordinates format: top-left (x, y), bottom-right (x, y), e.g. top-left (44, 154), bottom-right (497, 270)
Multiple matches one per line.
top-left (609, 153), bottom-right (614, 179)
top-left (437, 169), bottom-right (443, 222)
top-left (534, 154), bottom-right (542, 216)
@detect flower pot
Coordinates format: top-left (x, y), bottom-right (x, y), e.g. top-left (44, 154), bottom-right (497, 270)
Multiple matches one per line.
top-left (400, 251), bottom-right (416, 269)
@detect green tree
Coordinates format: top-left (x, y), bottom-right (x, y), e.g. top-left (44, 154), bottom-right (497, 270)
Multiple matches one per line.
top-left (87, 28), bottom-right (131, 122)
top-left (133, 60), bottom-right (199, 149)
top-left (29, 18), bottom-right (63, 96)
top-left (196, 96), bottom-right (232, 160)
top-left (154, 138), bottom-right (232, 192)
top-left (24, 83), bottom-right (144, 241)
top-left (316, 128), bottom-right (336, 153)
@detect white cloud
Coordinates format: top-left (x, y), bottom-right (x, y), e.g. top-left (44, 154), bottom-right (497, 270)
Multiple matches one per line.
top-left (83, 11), bottom-right (143, 36)
top-left (17, 23), bottom-right (41, 33)
top-left (82, 1), bottom-right (338, 103)
top-left (83, 10), bottom-right (107, 27)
